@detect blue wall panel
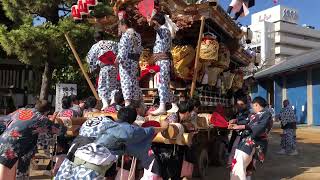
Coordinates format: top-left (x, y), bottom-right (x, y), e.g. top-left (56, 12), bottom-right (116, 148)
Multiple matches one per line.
top-left (312, 68), bottom-right (320, 125)
top-left (251, 81), bottom-right (268, 100)
top-left (286, 71), bottom-right (307, 124)
top-left (274, 78), bottom-right (283, 114)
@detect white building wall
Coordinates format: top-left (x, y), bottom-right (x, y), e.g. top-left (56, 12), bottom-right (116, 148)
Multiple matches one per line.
top-left (249, 5), bottom-right (320, 66)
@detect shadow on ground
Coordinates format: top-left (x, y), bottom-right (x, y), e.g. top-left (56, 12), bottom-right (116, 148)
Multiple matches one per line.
top-left (201, 128), bottom-right (320, 180)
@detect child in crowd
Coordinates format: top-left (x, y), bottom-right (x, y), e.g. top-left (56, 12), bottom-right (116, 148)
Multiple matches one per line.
top-left (83, 96), bottom-right (99, 115)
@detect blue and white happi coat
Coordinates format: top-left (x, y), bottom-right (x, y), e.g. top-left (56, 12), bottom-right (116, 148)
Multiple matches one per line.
top-left (55, 117), bottom-right (114, 180)
top-left (87, 40), bottom-right (120, 103)
top-left (117, 28), bottom-right (143, 101)
top-left (153, 25), bottom-right (174, 103)
top-left (55, 117), bottom-right (155, 180)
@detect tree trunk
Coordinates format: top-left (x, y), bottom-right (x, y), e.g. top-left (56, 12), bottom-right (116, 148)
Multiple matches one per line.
top-left (39, 61), bottom-right (53, 100)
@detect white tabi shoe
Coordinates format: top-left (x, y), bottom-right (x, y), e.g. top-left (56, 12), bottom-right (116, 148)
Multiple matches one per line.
top-left (167, 103), bottom-right (179, 113)
top-left (151, 103), bottom-right (167, 116)
top-left (101, 98), bottom-right (109, 111)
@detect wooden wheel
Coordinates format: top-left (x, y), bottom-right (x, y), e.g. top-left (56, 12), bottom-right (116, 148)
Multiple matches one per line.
top-left (216, 140), bottom-right (227, 166)
top-left (196, 148), bottom-right (209, 178)
top-left (211, 139), bottom-right (228, 166)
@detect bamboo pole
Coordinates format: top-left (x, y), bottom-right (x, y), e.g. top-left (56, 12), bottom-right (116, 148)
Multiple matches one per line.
top-left (190, 16), bottom-right (206, 97)
top-left (64, 33), bottom-right (100, 100)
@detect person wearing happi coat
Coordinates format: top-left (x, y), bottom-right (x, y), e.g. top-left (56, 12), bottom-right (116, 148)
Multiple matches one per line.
top-left (41, 96), bottom-right (80, 176)
top-left (228, 96), bottom-right (273, 180)
top-left (228, 96), bottom-right (250, 166)
top-left (0, 100), bottom-right (66, 180)
top-left (87, 31), bottom-right (120, 110)
top-left (117, 18), bottom-right (143, 107)
top-left (54, 116), bottom-right (118, 180)
top-left (276, 100), bottom-right (298, 156)
top-left (149, 13), bottom-right (178, 115)
top-left (55, 107), bottom-right (166, 180)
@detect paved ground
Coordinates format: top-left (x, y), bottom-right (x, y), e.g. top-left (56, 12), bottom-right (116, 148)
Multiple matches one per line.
top-left (202, 127), bottom-right (320, 180)
top-left (31, 126), bottom-right (320, 180)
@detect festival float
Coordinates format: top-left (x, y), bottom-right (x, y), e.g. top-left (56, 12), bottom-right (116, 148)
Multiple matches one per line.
top-left (65, 0), bottom-right (255, 178)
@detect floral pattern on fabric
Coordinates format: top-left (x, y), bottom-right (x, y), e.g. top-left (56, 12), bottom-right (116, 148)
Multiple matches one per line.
top-left (16, 146), bottom-right (36, 179)
top-left (117, 28), bottom-right (143, 101)
top-left (0, 108), bottom-right (66, 168)
top-left (237, 109), bottom-right (272, 164)
top-left (37, 108), bottom-right (78, 156)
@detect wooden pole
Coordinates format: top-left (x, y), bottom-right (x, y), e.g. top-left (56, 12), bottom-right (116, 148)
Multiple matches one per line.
top-left (190, 16), bottom-right (205, 97)
top-left (64, 33), bottom-right (100, 100)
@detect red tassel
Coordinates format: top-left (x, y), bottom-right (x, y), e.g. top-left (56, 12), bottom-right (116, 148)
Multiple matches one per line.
top-left (231, 159), bottom-right (237, 171)
top-left (71, 5), bottom-right (81, 20)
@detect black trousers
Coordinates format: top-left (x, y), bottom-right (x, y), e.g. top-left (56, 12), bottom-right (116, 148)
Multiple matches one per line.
top-left (152, 143), bottom-right (185, 180)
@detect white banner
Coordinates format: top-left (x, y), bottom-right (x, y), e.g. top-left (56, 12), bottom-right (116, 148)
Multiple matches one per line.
top-left (55, 84), bottom-right (77, 112)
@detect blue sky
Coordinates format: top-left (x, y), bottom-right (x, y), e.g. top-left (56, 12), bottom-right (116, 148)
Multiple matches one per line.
top-left (219, 0), bottom-right (320, 29)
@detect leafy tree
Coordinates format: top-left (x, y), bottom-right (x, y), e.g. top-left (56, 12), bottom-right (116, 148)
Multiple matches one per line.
top-left (0, 0), bottom-right (96, 100)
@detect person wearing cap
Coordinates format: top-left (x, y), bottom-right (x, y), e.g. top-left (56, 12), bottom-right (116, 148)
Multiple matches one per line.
top-left (0, 100), bottom-right (66, 180)
top-left (116, 18), bottom-right (143, 107)
top-left (87, 31), bottom-right (120, 110)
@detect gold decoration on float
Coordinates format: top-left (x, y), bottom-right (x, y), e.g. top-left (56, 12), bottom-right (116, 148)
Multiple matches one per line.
top-left (199, 34), bottom-right (219, 62)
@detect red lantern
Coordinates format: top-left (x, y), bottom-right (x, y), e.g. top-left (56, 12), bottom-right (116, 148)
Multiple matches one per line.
top-left (85, 0), bottom-right (98, 6)
top-left (78, 0), bottom-right (89, 15)
top-left (71, 5), bottom-right (81, 20)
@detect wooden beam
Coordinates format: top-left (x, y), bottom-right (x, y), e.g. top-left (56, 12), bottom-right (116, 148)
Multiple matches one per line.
top-left (190, 16), bottom-right (205, 97)
top-left (64, 33), bottom-right (100, 100)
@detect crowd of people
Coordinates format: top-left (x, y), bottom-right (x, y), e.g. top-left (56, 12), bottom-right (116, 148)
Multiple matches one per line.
top-left (0, 6), bottom-right (300, 180)
top-left (0, 94), bottom-right (286, 180)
